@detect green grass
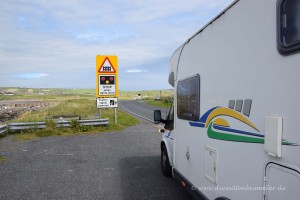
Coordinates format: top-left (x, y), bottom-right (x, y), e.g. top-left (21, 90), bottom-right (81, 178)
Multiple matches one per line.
top-left (145, 100), bottom-right (172, 108)
top-left (14, 111), bottom-right (139, 140)
top-left (0, 87), bottom-right (173, 101)
top-left (14, 98), bottom-right (100, 122)
top-left (0, 87), bottom-right (95, 101)
top-left (118, 89), bottom-right (173, 100)
top-left (0, 156), bottom-right (6, 162)
top-left (8, 98), bottom-right (139, 140)
top-left (0, 87), bottom-right (175, 140)
top-left (144, 96), bottom-right (173, 108)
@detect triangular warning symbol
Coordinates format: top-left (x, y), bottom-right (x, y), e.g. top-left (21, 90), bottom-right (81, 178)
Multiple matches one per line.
top-left (98, 57), bottom-right (116, 73)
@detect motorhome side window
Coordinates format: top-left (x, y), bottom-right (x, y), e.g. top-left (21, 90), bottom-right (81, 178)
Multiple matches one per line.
top-left (177, 74), bottom-right (200, 121)
top-left (277, 0), bottom-right (300, 55)
top-left (165, 104), bottom-right (174, 131)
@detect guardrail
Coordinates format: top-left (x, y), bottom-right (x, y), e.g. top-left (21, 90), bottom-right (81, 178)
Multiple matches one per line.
top-left (78, 119), bottom-right (109, 126)
top-left (9, 122), bottom-right (46, 131)
top-left (0, 118), bottom-right (109, 134)
top-left (56, 119), bottom-right (109, 127)
top-left (0, 124), bottom-right (7, 135)
top-left (56, 120), bottom-right (71, 128)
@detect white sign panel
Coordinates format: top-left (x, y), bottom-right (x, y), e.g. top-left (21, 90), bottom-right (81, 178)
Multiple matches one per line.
top-left (98, 75), bottom-right (116, 96)
top-left (96, 98), bottom-right (118, 108)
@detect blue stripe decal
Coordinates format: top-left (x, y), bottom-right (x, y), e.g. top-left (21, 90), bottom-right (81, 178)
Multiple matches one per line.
top-left (213, 125), bottom-right (264, 138)
top-left (199, 107), bottom-right (219, 123)
top-left (164, 135), bottom-right (174, 140)
top-left (189, 122), bottom-right (205, 127)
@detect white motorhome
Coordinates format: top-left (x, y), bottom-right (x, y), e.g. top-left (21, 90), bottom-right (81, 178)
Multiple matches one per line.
top-left (154, 0), bottom-right (300, 199)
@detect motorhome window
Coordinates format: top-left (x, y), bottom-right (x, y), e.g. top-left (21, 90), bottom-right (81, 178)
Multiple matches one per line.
top-left (277, 0), bottom-right (300, 55)
top-left (165, 104), bottom-right (174, 131)
top-left (235, 100), bottom-right (243, 112)
top-left (177, 74), bottom-right (200, 121)
top-left (243, 99), bottom-right (252, 117)
top-left (228, 100), bottom-right (235, 109)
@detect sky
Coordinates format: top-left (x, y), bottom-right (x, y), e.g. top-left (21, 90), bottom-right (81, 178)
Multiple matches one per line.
top-left (0, 0), bottom-right (234, 91)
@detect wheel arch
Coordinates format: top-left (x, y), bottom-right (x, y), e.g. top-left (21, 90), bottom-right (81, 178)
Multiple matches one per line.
top-left (161, 140), bottom-right (173, 167)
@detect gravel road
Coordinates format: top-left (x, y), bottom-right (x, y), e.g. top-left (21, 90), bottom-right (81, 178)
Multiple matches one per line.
top-left (0, 102), bottom-right (191, 200)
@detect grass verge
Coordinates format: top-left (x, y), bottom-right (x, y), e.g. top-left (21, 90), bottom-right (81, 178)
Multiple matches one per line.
top-left (9, 98), bottom-right (139, 140)
top-left (145, 100), bottom-right (172, 108)
top-left (14, 110), bottom-right (139, 140)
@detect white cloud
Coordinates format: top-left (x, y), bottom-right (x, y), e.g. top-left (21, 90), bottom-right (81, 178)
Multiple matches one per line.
top-left (76, 33), bottom-right (103, 42)
top-left (125, 69), bottom-right (148, 73)
top-left (0, 0), bottom-right (234, 89)
top-left (14, 73), bottom-right (49, 79)
top-left (119, 0), bottom-right (233, 23)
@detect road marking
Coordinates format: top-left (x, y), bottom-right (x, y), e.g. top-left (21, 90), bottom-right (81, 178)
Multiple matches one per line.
top-left (120, 104), bottom-right (154, 122)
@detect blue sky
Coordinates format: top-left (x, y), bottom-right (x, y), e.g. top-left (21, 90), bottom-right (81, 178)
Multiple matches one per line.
top-left (0, 0), bottom-right (233, 91)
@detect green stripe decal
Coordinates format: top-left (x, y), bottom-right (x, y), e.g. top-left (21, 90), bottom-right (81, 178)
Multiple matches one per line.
top-left (207, 123), bottom-right (265, 143)
top-left (282, 141), bottom-right (298, 146)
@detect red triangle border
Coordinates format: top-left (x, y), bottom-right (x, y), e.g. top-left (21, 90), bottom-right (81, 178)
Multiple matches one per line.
top-left (98, 57), bottom-right (116, 73)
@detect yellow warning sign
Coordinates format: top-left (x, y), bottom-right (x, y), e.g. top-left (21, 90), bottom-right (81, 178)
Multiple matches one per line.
top-left (96, 55), bottom-right (118, 97)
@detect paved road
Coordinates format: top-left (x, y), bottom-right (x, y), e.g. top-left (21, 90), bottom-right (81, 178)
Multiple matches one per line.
top-left (0, 111), bottom-right (190, 199)
top-left (120, 100), bottom-right (169, 122)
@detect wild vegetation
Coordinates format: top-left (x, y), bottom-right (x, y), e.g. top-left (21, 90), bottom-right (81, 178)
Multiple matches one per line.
top-left (118, 89), bottom-right (173, 100)
top-left (11, 98), bottom-right (139, 140)
top-left (145, 96), bottom-right (173, 108)
top-left (14, 109), bottom-right (139, 140)
top-left (0, 87), bottom-right (174, 140)
top-left (0, 88), bottom-right (145, 140)
top-left (0, 87), bottom-right (174, 114)
top-left (0, 87), bottom-right (173, 101)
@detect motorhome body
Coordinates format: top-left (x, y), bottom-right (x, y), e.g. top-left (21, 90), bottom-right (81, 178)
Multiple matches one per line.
top-left (155, 0), bottom-right (300, 199)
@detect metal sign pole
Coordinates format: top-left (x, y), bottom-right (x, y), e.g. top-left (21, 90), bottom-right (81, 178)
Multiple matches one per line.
top-left (98, 108), bottom-right (102, 119)
top-left (114, 108), bottom-right (117, 124)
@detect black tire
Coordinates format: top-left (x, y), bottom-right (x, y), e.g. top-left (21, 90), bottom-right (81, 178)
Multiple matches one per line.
top-left (161, 145), bottom-right (172, 177)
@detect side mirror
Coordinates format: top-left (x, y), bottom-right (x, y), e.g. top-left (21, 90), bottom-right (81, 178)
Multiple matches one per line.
top-left (154, 110), bottom-right (162, 124)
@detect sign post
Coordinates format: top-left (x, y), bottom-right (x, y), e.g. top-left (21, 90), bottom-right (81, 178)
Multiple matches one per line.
top-left (96, 55), bottom-right (118, 124)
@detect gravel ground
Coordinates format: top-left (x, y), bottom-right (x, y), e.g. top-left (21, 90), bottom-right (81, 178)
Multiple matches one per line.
top-left (0, 119), bottom-right (191, 200)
